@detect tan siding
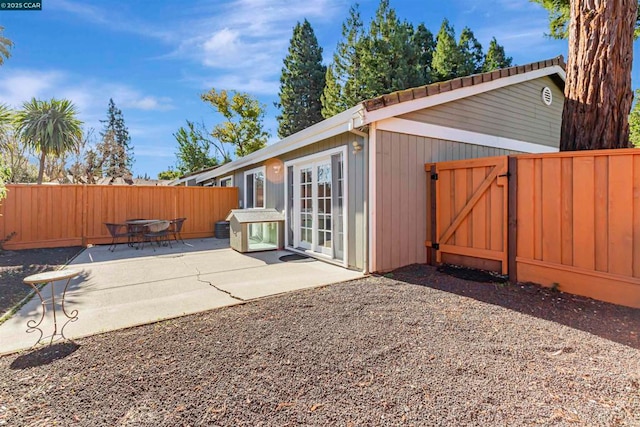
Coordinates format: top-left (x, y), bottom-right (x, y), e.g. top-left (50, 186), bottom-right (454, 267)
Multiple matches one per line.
top-left (374, 130), bottom-right (519, 272)
top-left (400, 76), bottom-right (563, 148)
top-left (226, 132), bottom-right (366, 270)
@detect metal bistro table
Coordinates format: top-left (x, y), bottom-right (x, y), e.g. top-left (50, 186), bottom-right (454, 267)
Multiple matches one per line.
top-left (22, 268), bottom-right (81, 345)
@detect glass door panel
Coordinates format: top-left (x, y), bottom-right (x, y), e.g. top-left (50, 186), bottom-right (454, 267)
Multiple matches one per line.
top-left (298, 167), bottom-right (312, 250)
top-left (316, 162), bottom-right (332, 256)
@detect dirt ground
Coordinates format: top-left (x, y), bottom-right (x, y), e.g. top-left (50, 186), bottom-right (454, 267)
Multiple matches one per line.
top-left (0, 247), bottom-right (83, 317)
top-left (0, 257), bottom-right (638, 426)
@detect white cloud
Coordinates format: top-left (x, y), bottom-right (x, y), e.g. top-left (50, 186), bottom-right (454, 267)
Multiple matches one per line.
top-left (0, 70), bottom-right (64, 107)
top-left (51, 0), bottom-right (173, 41)
top-left (0, 68), bottom-right (175, 141)
top-left (174, 0), bottom-right (345, 95)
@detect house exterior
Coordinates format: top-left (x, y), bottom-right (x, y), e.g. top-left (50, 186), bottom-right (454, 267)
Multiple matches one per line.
top-left (188, 56), bottom-right (566, 273)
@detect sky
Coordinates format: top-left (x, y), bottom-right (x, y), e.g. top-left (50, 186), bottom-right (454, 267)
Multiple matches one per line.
top-left (0, 0), bottom-right (633, 179)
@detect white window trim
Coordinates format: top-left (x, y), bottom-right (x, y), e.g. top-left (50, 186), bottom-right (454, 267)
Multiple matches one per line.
top-left (243, 166), bottom-right (266, 209)
top-left (218, 176), bottom-right (233, 187)
top-left (284, 146), bottom-right (348, 268)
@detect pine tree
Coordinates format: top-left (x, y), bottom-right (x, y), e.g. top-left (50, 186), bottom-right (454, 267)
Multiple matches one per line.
top-left (482, 37), bottom-right (512, 72)
top-left (458, 27), bottom-right (484, 75)
top-left (321, 4), bottom-right (364, 118)
top-left (276, 20), bottom-right (326, 138)
top-left (431, 19), bottom-right (460, 81)
top-left (413, 23), bottom-right (436, 85)
top-left (359, 0), bottom-right (421, 99)
top-left (100, 99), bottom-right (133, 178)
top-left (321, 65), bottom-right (344, 118)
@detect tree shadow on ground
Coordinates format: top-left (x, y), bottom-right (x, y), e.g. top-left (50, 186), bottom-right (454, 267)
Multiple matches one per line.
top-left (390, 264), bottom-right (640, 350)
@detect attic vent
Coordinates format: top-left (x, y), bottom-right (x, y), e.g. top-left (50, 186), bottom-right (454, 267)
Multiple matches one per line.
top-left (541, 87), bottom-right (553, 106)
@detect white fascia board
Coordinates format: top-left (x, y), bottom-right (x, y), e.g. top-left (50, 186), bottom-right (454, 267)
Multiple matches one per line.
top-left (377, 117), bottom-right (559, 154)
top-left (195, 105), bottom-right (364, 183)
top-left (363, 66), bottom-right (566, 125)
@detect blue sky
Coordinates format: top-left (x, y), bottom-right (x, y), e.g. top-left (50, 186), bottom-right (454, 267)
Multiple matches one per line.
top-left (0, 0), bottom-right (624, 178)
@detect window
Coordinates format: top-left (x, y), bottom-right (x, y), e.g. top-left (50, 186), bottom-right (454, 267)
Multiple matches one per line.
top-left (218, 176), bottom-right (233, 187)
top-left (244, 166), bottom-right (266, 208)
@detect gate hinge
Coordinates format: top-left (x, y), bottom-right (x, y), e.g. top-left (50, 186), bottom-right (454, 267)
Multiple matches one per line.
top-left (432, 243), bottom-right (439, 250)
top-left (498, 172), bottom-right (511, 178)
top-left (431, 173), bottom-right (438, 180)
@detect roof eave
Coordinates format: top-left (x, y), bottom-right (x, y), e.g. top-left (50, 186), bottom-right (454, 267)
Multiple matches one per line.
top-left (195, 104), bottom-right (364, 183)
top-left (362, 64), bottom-right (566, 125)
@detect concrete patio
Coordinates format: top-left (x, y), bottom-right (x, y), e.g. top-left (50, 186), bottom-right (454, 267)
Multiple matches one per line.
top-left (0, 238), bottom-right (362, 355)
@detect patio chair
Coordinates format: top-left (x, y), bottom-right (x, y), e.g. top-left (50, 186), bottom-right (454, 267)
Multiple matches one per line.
top-left (168, 217), bottom-right (187, 243)
top-left (125, 218), bottom-right (147, 247)
top-left (140, 220), bottom-right (172, 251)
top-left (104, 223), bottom-right (132, 252)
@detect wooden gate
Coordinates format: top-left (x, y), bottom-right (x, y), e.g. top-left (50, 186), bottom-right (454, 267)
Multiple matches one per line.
top-left (426, 156), bottom-right (509, 274)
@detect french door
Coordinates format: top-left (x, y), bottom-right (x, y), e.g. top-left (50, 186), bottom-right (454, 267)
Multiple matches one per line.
top-left (291, 151), bottom-right (344, 261)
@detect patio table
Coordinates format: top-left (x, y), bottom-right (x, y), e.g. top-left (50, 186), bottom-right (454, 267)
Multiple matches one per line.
top-left (23, 268), bottom-right (81, 345)
top-left (125, 219), bottom-right (159, 247)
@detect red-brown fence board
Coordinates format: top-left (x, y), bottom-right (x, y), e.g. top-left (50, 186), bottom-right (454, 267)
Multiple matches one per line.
top-left (0, 185), bottom-right (238, 250)
top-left (427, 148), bottom-right (640, 308)
top-left (515, 148), bottom-right (640, 308)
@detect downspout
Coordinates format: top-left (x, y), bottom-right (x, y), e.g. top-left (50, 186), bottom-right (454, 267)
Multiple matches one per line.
top-left (348, 122), bottom-right (369, 275)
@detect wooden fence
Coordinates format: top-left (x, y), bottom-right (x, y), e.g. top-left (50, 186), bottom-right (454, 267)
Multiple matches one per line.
top-left (0, 185), bottom-right (238, 250)
top-left (514, 149), bottom-right (640, 308)
top-left (427, 148), bottom-right (640, 308)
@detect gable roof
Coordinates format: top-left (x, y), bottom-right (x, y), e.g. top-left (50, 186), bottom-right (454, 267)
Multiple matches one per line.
top-left (363, 56), bottom-right (566, 113)
top-left (192, 56), bottom-right (565, 183)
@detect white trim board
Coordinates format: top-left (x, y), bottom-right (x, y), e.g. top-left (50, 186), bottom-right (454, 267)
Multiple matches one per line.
top-left (363, 66), bottom-right (566, 125)
top-left (195, 105), bottom-right (364, 183)
top-left (376, 118), bottom-right (559, 154)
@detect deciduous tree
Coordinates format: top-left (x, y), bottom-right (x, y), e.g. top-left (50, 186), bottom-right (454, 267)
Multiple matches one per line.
top-left (174, 120), bottom-right (219, 174)
top-left (201, 89), bottom-right (269, 157)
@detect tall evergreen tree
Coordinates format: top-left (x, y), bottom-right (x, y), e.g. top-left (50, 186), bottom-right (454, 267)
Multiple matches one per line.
top-left (321, 4), bottom-right (364, 118)
top-left (413, 23), bottom-right (436, 84)
top-left (535, 0), bottom-right (637, 150)
top-left (482, 37), bottom-right (512, 72)
top-left (359, 0), bottom-right (422, 99)
top-left (276, 19), bottom-right (326, 138)
top-left (321, 65), bottom-right (344, 118)
top-left (458, 27), bottom-right (484, 75)
top-left (431, 19), bottom-right (460, 81)
top-left (100, 99), bottom-right (133, 178)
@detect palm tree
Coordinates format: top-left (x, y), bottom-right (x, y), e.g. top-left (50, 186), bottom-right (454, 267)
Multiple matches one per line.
top-left (15, 98), bottom-right (83, 184)
top-left (0, 26), bottom-right (13, 65)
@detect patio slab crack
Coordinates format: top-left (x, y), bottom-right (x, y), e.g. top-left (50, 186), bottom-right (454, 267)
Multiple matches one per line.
top-left (192, 265), bottom-right (245, 302)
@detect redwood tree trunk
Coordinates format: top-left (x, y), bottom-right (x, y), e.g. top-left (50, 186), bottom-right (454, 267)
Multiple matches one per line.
top-left (561, 0), bottom-right (637, 150)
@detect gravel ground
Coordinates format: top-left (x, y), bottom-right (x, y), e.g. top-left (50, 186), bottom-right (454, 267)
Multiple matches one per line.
top-left (0, 264), bottom-right (639, 426)
top-left (0, 247), bottom-right (82, 316)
